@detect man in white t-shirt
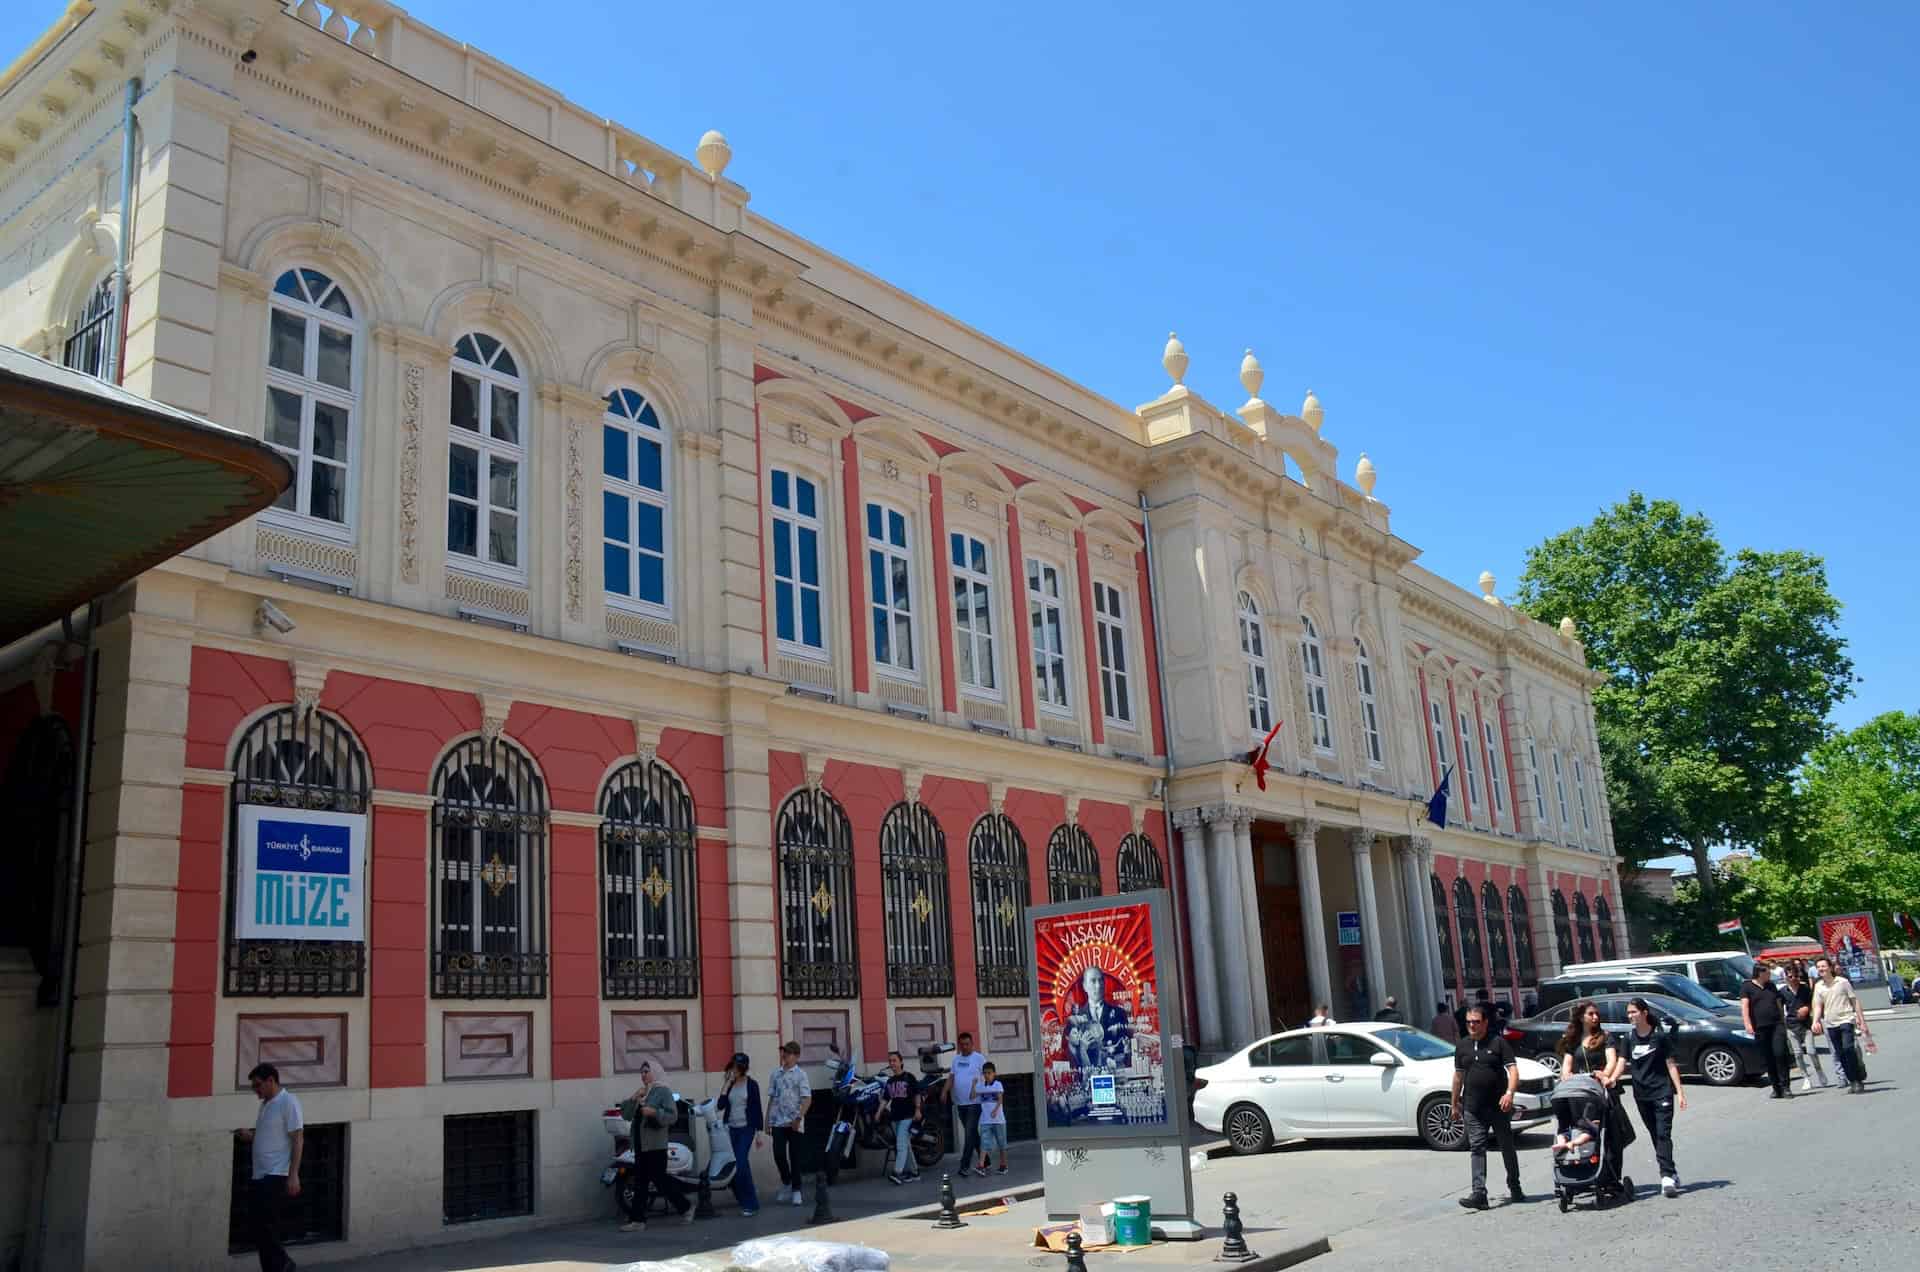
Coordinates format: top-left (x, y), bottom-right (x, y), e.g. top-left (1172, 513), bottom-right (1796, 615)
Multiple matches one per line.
top-left (236, 1062), bottom-right (304, 1272)
top-left (949, 1031), bottom-right (988, 1178)
top-left (1812, 956), bottom-right (1875, 1094)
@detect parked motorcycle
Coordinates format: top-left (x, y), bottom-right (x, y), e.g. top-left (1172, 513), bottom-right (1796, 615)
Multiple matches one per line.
top-left (819, 1043), bottom-right (949, 1178)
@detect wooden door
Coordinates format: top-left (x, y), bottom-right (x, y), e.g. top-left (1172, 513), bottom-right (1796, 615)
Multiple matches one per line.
top-left (1252, 828), bottom-right (1312, 1030)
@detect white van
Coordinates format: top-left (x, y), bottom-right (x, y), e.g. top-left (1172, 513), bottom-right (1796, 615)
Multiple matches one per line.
top-left (1564, 951), bottom-right (1758, 1001)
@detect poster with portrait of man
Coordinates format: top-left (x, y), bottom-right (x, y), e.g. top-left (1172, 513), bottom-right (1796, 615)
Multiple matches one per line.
top-left (1817, 912), bottom-right (1885, 988)
top-left (1031, 897), bottom-right (1169, 1131)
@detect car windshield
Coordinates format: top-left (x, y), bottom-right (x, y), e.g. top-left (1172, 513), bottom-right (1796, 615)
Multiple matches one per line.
top-left (1655, 977), bottom-right (1733, 1012)
top-left (1372, 1027), bottom-right (1456, 1061)
top-left (1641, 994), bottom-right (1714, 1023)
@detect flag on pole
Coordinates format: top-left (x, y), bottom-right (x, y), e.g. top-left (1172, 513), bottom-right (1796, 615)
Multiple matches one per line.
top-left (1426, 766), bottom-right (1452, 829)
top-left (1247, 720), bottom-right (1284, 791)
top-left (1893, 911), bottom-right (1919, 942)
top-left (1716, 918), bottom-right (1744, 935)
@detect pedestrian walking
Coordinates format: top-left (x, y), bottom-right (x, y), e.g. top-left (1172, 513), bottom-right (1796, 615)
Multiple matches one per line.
top-left (1431, 1000), bottom-right (1459, 1042)
top-left (716, 1053), bottom-right (764, 1215)
top-left (1739, 961), bottom-right (1793, 1098)
top-left (1451, 1004), bottom-right (1525, 1210)
top-left (1623, 997), bottom-right (1688, 1198)
top-left (975, 1061), bottom-right (1010, 1174)
top-left (1376, 996), bottom-right (1404, 1024)
top-left (235, 1063), bottom-right (303, 1272)
top-left (621, 1061), bottom-right (694, 1229)
top-left (766, 1041), bottom-right (813, 1209)
top-left (950, 1030), bottom-right (988, 1177)
top-left (1556, 1000), bottom-right (1635, 1192)
top-left (881, 1050), bottom-right (923, 1184)
top-left (1812, 955), bottom-right (1876, 1093)
top-left (1780, 963), bottom-right (1832, 1091)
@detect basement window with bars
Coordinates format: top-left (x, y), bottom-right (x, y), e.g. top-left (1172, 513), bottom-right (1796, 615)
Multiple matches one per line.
top-left (969, 814), bottom-right (1031, 998)
top-left (228, 1123), bottom-right (347, 1254)
top-left (443, 1110), bottom-right (535, 1224)
top-left (432, 736), bottom-right (548, 999)
top-left (600, 759), bottom-right (699, 999)
top-left (880, 802), bottom-right (953, 998)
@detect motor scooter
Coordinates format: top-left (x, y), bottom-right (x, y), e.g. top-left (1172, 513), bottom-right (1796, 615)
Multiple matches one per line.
top-left (600, 1092), bottom-right (734, 1216)
top-left (819, 1043), bottom-right (950, 1178)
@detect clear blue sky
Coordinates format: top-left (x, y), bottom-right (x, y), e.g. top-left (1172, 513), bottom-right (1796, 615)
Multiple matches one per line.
top-left (7, 2), bottom-right (1913, 730)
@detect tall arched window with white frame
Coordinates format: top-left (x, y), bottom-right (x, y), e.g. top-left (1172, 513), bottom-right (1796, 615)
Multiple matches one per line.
top-left (1572, 756), bottom-right (1593, 839)
top-left (264, 268), bottom-right (359, 531)
top-left (950, 532), bottom-right (998, 694)
top-left (601, 388), bottom-right (670, 613)
top-left (1482, 712), bottom-right (1507, 819)
top-left (770, 468), bottom-right (826, 655)
top-left (1428, 696), bottom-right (1451, 776)
top-left (1552, 751), bottom-right (1571, 834)
top-left (866, 501), bottom-right (916, 675)
top-left (1092, 580), bottom-right (1132, 727)
top-left (63, 276), bottom-right (116, 380)
top-left (1028, 557), bottom-right (1070, 711)
top-left (1527, 737), bottom-right (1547, 823)
top-left (1355, 639), bottom-right (1385, 767)
top-left (1300, 616), bottom-right (1334, 754)
top-left (1239, 593), bottom-right (1272, 737)
top-left (1457, 706), bottom-right (1481, 810)
top-left (448, 333), bottom-right (525, 576)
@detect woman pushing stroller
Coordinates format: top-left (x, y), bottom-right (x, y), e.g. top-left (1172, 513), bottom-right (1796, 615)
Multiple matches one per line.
top-left (1555, 1001), bottom-right (1636, 1200)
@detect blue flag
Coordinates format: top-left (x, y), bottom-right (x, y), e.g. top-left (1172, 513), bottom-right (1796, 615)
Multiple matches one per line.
top-left (1426, 766), bottom-right (1452, 828)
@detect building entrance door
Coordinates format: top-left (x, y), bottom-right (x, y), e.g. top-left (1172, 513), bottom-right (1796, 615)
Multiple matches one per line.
top-left (1252, 824), bottom-right (1312, 1030)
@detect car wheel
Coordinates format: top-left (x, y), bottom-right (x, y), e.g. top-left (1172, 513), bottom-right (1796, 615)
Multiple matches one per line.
top-left (1419, 1096), bottom-right (1465, 1151)
top-left (1224, 1103), bottom-right (1273, 1155)
top-left (1697, 1046), bottom-right (1743, 1087)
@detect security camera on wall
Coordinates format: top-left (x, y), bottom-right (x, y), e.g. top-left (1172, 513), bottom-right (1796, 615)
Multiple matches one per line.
top-left (254, 600), bottom-right (296, 635)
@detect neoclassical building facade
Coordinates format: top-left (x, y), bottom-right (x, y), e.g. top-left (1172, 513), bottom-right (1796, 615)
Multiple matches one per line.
top-left (0, 1), bottom-right (1626, 1267)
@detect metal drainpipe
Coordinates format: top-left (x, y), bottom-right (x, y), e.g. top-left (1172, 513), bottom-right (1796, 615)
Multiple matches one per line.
top-left (104, 77), bottom-right (139, 385)
top-left (1138, 490), bottom-right (1199, 1044)
top-left (29, 598), bottom-right (100, 1271)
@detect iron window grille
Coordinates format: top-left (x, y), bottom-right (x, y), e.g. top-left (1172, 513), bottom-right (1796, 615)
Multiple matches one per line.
top-left (1115, 833), bottom-right (1164, 893)
top-left (1432, 874), bottom-right (1457, 991)
top-left (880, 802), bottom-right (953, 998)
top-left (63, 277), bottom-right (115, 379)
top-left (1552, 890), bottom-right (1575, 968)
top-left (1573, 893), bottom-right (1597, 964)
top-left (1509, 885), bottom-right (1537, 984)
top-left (3, 715), bottom-right (77, 1005)
top-left (1046, 825), bottom-right (1101, 903)
top-left (1596, 895), bottom-right (1617, 960)
top-left (777, 787), bottom-right (860, 1000)
top-left (1483, 881), bottom-right (1514, 988)
top-left (431, 736), bottom-right (548, 999)
top-left (226, 708), bottom-right (369, 997)
top-left (228, 1122), bottom-right (347, 1253)
top-left (969, 814), bottom-right (1030, 998)
top-left (600, 759), bottom-right (698, 999)
top-left (1454, 877), bottom-right (1486, 989)
top-left (443, 1110), bottom-right (535, 1224)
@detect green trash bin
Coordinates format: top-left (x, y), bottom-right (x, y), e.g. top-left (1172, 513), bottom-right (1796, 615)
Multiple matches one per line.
top-left (1112, 1195), bottom-right (1151, 1246)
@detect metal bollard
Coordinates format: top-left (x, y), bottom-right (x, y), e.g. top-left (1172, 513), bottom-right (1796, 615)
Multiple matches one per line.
top-left (1215, 1190), bottom-right (1256, 1263)
top-left (933, 1172), bottom-right (968, 1229)
top-left (807, 1168), bottom-right (834, 1225)
top-left (1064, 1230), bottom-right (1090, 1272)
top-left (693, 1168), bottom-right (717, 1220)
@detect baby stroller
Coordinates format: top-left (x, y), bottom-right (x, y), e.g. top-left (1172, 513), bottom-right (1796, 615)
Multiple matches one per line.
top-left (1548, 1074), bottom-right (1633, 1212)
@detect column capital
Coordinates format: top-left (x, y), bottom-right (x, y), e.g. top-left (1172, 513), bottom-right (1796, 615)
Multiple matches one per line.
top-left (1349, 827), bottom-right (1378, 854)
top-left (1172, 806), bottom-right (1205, 831)
top-left (1410, 833), bottom-right (1434, 858)
top-left (1230, 805), bottom-right (1256, 830)
top-left (1198, 801), bottom-right (1236, 826)
top-left (1287, 816), bottom-right (1321, 844)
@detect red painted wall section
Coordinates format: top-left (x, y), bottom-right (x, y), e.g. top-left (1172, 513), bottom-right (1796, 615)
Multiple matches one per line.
top-left (1079, 800), bottom-right (1131, 892)
top-left (1005, 507), bottom-right (1037, 731)
top-left (1073, 531), bottom-right (1105, 747)
top-left (369, 805), bottom-right (428, 1088)
top-left (827, 761), bottom-right (905, 1059)
top-left (504, 702), bottom-right (627, 814)
top-left (921, 775), bottom-right (988, 1038)
top-left (697, 835), bottom-right (734, 1065)
top-left (549, 823), bottom-right (600, 1079)
top-left (1133, 550), bottom-right (1167, 758)
top-left (330, 673), bottom-right (478, 795)
top-left (660, 729), bottom-right (727, 826)
top-left (1005, 787), bottom-right (1065, 909)
top-left (928, 474), bottom-right (958, 715)
top-left (167, 782), bottom-right (225, 1097)
top-left (841, 436), bottom-right (871, 696)
top-left (184, 648), bottom-right (292, 769)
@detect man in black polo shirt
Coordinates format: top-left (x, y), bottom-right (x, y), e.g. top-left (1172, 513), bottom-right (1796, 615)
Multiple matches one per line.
top-left (1450, 1004), bottom-right (1524, 1210)
top-left (1738, 961), bottom-right (1792, 1098)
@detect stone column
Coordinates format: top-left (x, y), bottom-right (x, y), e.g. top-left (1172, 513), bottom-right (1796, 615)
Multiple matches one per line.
top-left (1205, 805), bottom-right (1255, 1049)
top-left (1288, 818), bottom-right (1333, 1010)
top-left (1607, 859), bottom-right (1633, 957)
top-left (1349, 829), bottom-right (1389, 1016)
top-left (1232, 809), bottom-right (1272, 1038)
top-left (1412, 836), bottom-right (1446, 1008)
top-left (1394, 840), bottom-right (1436, 1019)
top-left (1174, 808), bottom-right (1223, 1051)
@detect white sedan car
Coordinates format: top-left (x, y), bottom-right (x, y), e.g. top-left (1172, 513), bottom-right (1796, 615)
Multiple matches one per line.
top-left (1193, 1022), bottom-right (1555, 1153)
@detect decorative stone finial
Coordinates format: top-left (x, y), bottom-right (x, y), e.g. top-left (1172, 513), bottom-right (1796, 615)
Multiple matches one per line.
top-left (1355, 452), bottom-right (1376, 497)
top-left (1239, 349), bottom-right (1264, 400)
top-left (1162, 332), bottom-right (1188, 385)
top-left (695, 129), bottom-right (732, 179)
top-left (1559, 616), bottom-right (1578, 640)
top-left (1479, 571), bottom-right (1501, 606)
top-left (1301, 389), bottom-right (1324, 433)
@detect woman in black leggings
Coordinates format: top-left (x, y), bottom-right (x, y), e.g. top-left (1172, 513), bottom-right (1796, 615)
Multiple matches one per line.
top-left (1557, 1000), bottom-right (1637, 1195)
top-left (1623, 997), bottom-right (1688, 1198)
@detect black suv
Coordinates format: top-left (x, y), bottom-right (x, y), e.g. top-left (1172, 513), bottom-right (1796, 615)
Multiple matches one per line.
top-left (1536, 970), bottom-right (1740, 1017)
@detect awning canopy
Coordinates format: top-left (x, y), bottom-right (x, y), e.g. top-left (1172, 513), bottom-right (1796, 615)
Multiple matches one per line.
top-left (0, 345), bottom-right (291, 645)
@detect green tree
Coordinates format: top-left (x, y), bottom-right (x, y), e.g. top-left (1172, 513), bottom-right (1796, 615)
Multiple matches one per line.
top-left (1514, 494), bottom-right (1854, 898)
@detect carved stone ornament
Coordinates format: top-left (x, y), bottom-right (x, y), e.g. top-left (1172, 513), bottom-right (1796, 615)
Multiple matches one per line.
top-left (1171, 806), bottom-right (1204, 832)
top-left (901, 767), bottom-right (924, 805)
top-left (291, 661), bottom-right (329, 717)
top-left (398, 362), bottom-right (423, 582)
top-left (1063, 791), bottom-right (1082, 826)
top-left (1350, 827), bottom-right (1378, 854)
top-left (803, 751), bottom-right (828, 794)
top-left (987, 780), bottom-right (1006, 815)
top-left (565, 419), bottom-right (583, 621)
top-left (480, 694), bottom-right (513, 743)
top-left (633, 716), bottom-right (662, 767)
top-left (881, 458), bottom-right (900, 482)
top-left (963, 490), bottom-right (979, 512)
top-left (787, 422), bottom-right (809, 447)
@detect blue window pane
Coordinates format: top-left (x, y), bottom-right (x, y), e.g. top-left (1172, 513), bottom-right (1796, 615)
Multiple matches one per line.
top-left (637, 437), bottom-right (663, 491)
top-left (639, 401), bottom-right (658, 430)
top-left (869, 549), bottom-right (885, 604)
top-left (798, 527), bottom-right (820, 585)
top-left (603, 425), bottom-right (628, 481)
top-left (872, 610), bottom-right (890, 665)
top-left (888, 510), bottom-right (907, 548)
top-left (866, 503), bottom-right (882, 542)
top-left (776, 581), bottom-right (796, 642)
top-left (801, 589), bottom-right (823, 647)
top-left (637, 554), bottom-right (665, 604)
top-left (635, 501), bottom-right (664, 551)
top-left (951, 533), bottom-right (965, 568)
top-left (773, 520), bottom-right (793, 577)
top-left (970, 538), bottom-right (989, 575)
top-left (771, 469), bottom-right (790, 510)
top-left (604, 492), bottom-right (629, 544)
top-left (796, 477), bottom-right (816, 519)
top-left (604, 543), bottom-right (630, 596)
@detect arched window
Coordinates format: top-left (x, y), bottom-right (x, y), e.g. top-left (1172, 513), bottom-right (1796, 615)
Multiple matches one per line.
top-left (1300, 616), bottom-right (1334, 753)
top-left (1483, 882), bottom-right (1513, 988)
top-left (1239, 592), bottom-right (1272, 737)
top-left (881, 803), bottom-right (952, 997)
top-left (1355, 639), bottom-right (1384, 766)
top-left (1572, 757), bottom-right (1593, 840)
top-left (867, 501), bottom-right (918, 674)
top-left (599, 759), bottom-right (697, 998)
top-left (1047, 825), bottom-right (1101, 902)
top-left (63, 276), bottom-right (116, 379)
top-left (777, 787), bottom-right (859, 999)
top-left (1457, 706), bottom-right (1481, 812)
top-left (1428, 697), bottom-right (1452, 775)
top-left (1454, 877), bottom-right (1485, 989)
top-left (449, 332), bottom-right (526, 575)
top-left (265, 268), bottom-right (358, 529)
top-left (1431, 874), bottom-right (1457, 991)
top-left (2, 716), bottom-right (77, 1003)
top-left (601, 388), bottom-right (670, 613)
top-left (1482, 713), bottom-right (1507, 821)
top-left (1552, 751), bottom-right (1571, 835)
top-left (431, 736), bottom-right (547, 998)
top-left (1596, 894), bottom-right (1617, 960)
top-left (969, 815), bottom-right (1030, 997)
top-left (1116, 833), bottom-right (1164, 893)
top-left (1526, 737), bottom-right (1547, 824)
top-left (1552, 889), bottom-right (1575, 967)
top-left (1508, 885), bottom-right (1537, 984)
top-left (1572, 892), bottom-right (1596, 963)
top-left (227, 707), bottom-right (370, 996)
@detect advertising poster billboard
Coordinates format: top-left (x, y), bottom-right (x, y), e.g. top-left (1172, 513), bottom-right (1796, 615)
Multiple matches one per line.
top-left (1816, 912), bottom-right (1884, 988)
top-left (234, 805), bottom-right (368, 942)
top-left (1032, 898), bottom-right (1167, 1131)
